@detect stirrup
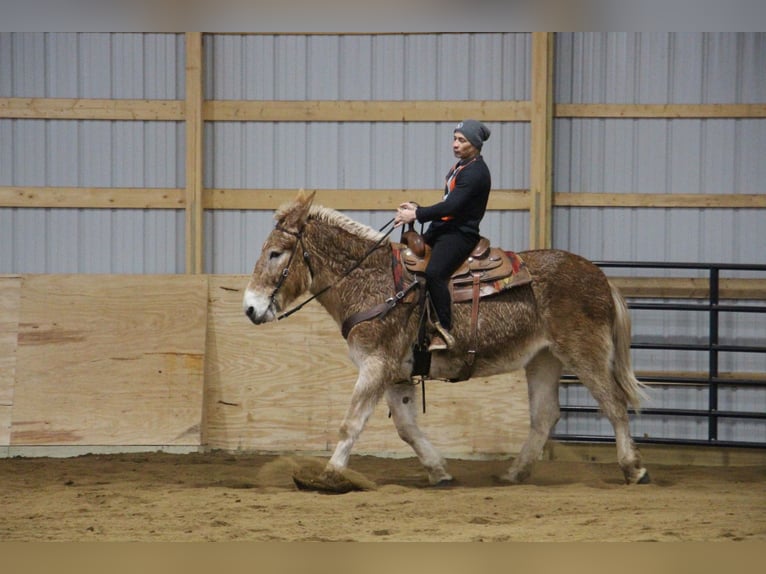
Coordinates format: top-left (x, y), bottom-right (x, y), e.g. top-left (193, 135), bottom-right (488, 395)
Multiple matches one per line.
top-left (429, 322), bottom-right (455, 351)
top-left (428, 334), bottom-right (448, 352)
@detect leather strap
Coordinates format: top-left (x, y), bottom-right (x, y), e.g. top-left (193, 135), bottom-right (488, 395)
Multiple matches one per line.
top-left (468, 273), bottom-right (481, 367)
top-left (341, 281), bottom-right (419, 339)
top-left (448, 273), bottom-right (482, 382)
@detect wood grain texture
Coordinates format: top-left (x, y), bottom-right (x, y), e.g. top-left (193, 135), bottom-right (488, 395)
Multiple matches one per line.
top-left (185, 33), bottom-right (205, 274)
top-left (205, 276), bottom-right (530, 457)
top-left (204, 100), bottom-right (532, 122)
top-left (0, 97), bottom-right (184, 120)
top-left (0, 276), bottom-right (22, 448)
top-left (4, 273), bottom-right (761, 457)
top-left (555, 103), bottom-right (766, 119)
top-left (11, 275), bottom-right (207, 447)
top-left (555, 192), bottom-right (766, 208)
top-left (529, 32), bottom-right (555, 249)
top-left (0, 186), bottom-right (185, 209)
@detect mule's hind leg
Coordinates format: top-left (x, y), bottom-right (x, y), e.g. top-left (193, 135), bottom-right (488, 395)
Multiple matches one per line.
top-left (573, 360), bottom-right (648, 484)
top-left (385, 382), bottom-right (452, 485)
top-left (499, 349), bottom-right (562, 484)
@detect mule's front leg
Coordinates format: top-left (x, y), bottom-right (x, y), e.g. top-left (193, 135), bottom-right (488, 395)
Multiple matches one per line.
top-left (327, 367), bottom-right (386, 473)
top-left (385, 382), bottom-right (452, 485)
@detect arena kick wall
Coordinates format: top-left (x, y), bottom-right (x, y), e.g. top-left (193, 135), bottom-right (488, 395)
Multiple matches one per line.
top-left (0, 274), bottom-right (533, 457)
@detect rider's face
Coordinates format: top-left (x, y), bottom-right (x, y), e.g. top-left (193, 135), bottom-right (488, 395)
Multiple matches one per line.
top-left (452, 132), bottom-right (479, 160)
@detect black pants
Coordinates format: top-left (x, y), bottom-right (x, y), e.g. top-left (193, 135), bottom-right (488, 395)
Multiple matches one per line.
top-left (424, 230), bottom-right (479, 331)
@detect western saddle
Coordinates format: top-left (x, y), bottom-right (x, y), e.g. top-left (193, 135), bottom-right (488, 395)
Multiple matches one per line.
top-left (341, 225), bottom-right (532, 381)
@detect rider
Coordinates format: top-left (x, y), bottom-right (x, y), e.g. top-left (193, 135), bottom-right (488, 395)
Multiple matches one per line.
top-left (394, 119), bottom-right (492, 351)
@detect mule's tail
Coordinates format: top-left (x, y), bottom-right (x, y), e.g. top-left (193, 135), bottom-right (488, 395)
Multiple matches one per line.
top-left (610, 281), bottom-right (649, 411)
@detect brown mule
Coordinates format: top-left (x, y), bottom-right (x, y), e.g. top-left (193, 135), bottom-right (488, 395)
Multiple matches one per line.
top-left (244, 190), bottom-right (649, 488)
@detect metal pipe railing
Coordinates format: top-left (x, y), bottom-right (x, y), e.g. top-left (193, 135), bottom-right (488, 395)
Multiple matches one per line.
top-left (554, 261), bottom-right (766, 449)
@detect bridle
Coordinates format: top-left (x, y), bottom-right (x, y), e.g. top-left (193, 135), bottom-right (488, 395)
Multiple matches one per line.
top-left (268, 217), bottom-right (396, 321)
top-left (266, 223), bottom-right (312, 319)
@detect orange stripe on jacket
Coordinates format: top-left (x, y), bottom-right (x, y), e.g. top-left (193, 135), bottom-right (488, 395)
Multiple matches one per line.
top-left (440, 158), bottom-right (477, 221)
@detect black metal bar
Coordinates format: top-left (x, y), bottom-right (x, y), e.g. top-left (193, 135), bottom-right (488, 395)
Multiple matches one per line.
top-left (562, 374), bottom-right (766, 386)
top-left (628, 302), bottom-right (766, 313)
top-left (630, 342), bottom-right (766, 353)
top-left (551, 434), bottom-right (766, 449)
top-left (595, 261), bottom-right (766, 271)
top-left (708, 267), bottom-right (719, 442)
top-left (559, 405), bottom-right (766, 420)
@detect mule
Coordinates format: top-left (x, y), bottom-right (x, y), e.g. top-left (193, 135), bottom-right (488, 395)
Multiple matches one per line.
top-left (243, 190), bottom-right (649, 487)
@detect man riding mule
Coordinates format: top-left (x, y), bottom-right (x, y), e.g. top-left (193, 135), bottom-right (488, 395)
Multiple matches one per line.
top-left (243, 190), bottom-right (650, 489)
top-left (395, 119), bottom-right (493, 352)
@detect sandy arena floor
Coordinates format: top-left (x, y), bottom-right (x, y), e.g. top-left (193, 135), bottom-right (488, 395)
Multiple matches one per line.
top-left (1, 447), bottom-right (764, 542)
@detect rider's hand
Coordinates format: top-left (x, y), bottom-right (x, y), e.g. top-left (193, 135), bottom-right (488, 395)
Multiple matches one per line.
top-left (394, 205), bottom-right (417, 227)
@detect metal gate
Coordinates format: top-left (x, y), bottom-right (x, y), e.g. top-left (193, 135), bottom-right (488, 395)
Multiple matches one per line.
top-left (554, 262), bottom-right (766, 448)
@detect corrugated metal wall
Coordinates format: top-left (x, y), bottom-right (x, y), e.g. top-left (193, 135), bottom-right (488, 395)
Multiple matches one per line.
top-left (554, 33), bottom-right (765, 265)
top-left (203, 33), bottom-right (532, 273)
top-left (4, 32), bottom-right (762, 272)
top-left (1, 32), bottom-right (764, 443)
top-left (0, 33), bottom-right (185, 273)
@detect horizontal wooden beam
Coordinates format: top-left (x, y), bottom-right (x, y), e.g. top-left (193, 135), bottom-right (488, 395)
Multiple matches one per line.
top-left (203, 100), bottom-right (532, 122)
top-left (0, 187), bottom-right (185, 209)
top-left (556, 103), bottom-right (766, 119)
top-left (0, 98), bottom-right (185, 121)
top-left (4, 99), bottom-right (763, 123)
top-left (203, 188), bottom-right (531, 211)
top-left (610, 277), bottom-right (766, 300)
top-left (4, 187), bottom-right (765, 211)
top-left (555, 193), bottom-right (766, 208)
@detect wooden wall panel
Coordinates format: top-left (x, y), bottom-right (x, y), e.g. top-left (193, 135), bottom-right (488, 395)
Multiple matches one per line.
top-left (3, 273), bottom-right (530, 457)
top-left (11, 275), bottom-right (207, 447)
top-left (0, 276), bottom-right (22, 449)
top-left (205, 276), bottom-right (530, 457)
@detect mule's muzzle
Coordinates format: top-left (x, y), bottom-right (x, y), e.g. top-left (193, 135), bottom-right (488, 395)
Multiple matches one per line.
top-left (245, 305), bottom-right (275, 325)
top-left (243, 289), bottom-right (276, 325)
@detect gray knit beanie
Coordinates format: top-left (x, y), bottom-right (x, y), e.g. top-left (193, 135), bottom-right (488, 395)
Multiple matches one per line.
top-left (454, 119), bottom-right (491, 150)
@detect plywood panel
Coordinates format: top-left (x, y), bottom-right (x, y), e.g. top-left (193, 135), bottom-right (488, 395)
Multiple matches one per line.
top-left (0, 276), bottom-right (22, 448)
top-left (206, 276), bottom-right (530, 457)
top-left (11, 275), bottom-right (207, 447)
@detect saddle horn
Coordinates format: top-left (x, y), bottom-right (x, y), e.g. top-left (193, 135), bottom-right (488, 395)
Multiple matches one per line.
top-left (401, 222), bottom-right (427, 258)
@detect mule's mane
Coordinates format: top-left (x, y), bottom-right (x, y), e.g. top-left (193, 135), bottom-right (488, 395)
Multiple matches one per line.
top-left (304, 204), bottom-right (387, 243)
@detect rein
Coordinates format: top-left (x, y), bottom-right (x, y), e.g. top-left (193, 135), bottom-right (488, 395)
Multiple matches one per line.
top-left (273, 217), bottom-right (396, 321)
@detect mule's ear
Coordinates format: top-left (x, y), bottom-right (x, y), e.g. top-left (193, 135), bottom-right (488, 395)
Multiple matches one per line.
top-left (296, 188), bottom-right (317, 206)
top-left (287, 188), bottom-right (316, 229)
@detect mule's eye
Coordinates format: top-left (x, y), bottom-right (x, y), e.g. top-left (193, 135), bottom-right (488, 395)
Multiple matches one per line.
top-left (269, 250), bottom-right (282, 260)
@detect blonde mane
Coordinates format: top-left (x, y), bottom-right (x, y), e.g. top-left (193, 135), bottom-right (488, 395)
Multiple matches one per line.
top-left (306, 204), bottom-right (387, 243)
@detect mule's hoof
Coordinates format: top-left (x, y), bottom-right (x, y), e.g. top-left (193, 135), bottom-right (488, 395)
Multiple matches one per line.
top-left (494, 471), bottom-right (528, 485)
top-left (292, 467), bottom-right (372, 494)
top-left (293, 473), bottom-right (355, 494)
top-left (430, 477), bottom-right (455, 488)
top-left (637, 469), bottom-right (651, 485)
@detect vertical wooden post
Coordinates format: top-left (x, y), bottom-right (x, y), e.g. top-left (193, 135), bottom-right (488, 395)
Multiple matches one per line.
top-left (529, 32), bottom-right (555, 249)
top-left (185, 32), bottom-right (204, 274)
